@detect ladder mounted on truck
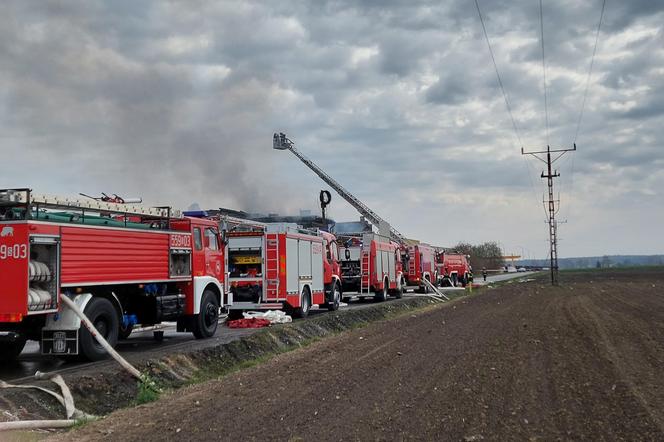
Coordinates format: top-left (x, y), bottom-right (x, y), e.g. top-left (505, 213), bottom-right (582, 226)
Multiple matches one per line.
top-left (360, 250), bottom-right (371, 295)
top-left (273, 133), bottom-right (406, 245)
top-left (0, 188), bottom-right (179, 229)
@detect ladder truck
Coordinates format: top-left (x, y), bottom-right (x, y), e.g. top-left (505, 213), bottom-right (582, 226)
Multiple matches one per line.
top-left (273, 133), bottom-right (435, 295)
top-left (0, 189), bottom-right (227, 361)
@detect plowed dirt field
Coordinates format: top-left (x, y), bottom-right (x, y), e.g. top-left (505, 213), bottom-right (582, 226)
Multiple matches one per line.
top-left (49, 268), bottom-right (664, 441)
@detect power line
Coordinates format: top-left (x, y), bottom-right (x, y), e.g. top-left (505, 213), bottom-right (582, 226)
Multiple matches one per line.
top-left (523, 155), bottom-right (549, 221)
top-left (569, 0), bottom-right (606, 227)
top-left (574, 0), bottom-right (606, 143)
top-left (539, 0), bottom-right (550, 145)
top-left (475, 0), bottom-right (547, 239)
top-left (474, 0), bottom-right (523, 148)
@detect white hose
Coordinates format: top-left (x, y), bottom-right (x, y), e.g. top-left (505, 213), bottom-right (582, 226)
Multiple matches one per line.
top-left (0, 373), bottom-right (96, 431)
top-left (421, 278), bottom-right (450, 301)
top-left (59, 294), bottom-right (142, 380)
top-left (34, 372), bottom-right (77, 419)
top-left (0, 420), bottom-right (77, 431)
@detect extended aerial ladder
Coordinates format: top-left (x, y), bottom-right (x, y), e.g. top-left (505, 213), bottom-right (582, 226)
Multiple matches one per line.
top-left (273, 133), bottom-right (455, 299)
top-left (272, 132), bottom-right (406, 244)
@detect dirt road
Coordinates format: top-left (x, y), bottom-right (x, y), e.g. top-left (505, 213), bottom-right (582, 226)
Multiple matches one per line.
top-left (50, 268), bottom-right (664, 441)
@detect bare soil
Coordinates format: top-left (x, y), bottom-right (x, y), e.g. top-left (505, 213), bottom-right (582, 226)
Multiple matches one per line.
top-left (49, 268), bottom-right (664, 441)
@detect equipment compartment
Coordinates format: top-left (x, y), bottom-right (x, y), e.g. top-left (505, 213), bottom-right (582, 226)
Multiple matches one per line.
top-left (169, 249), bottom-right (192, 277)
top-left (228, 248), bottom-right (263, 277)
top-left (28, 237), bottom-right (59, 311)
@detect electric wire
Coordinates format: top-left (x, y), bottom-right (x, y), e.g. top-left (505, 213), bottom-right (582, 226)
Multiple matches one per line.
top-left (569, 0), bottom-right (606, 223)
top-left (574, 0), bottom-right (606, 143)
top-left (474, 0), bottom-right (523, 148)
top-left (539, 0), bottom-right (550, 145)
top-left (523, 155), bottom-right (550, 221)
top-left (474, 0), bottom-right (546, 224)
top-left (566, 152), bottom-right (576, 220)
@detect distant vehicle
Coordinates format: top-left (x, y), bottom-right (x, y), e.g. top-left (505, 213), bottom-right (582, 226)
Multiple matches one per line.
top-left (436, 252), bottom-right (472, 287)
top-left (225, 224), bottom-right (342, 317)
top-left (506, 265), bottom-right (517, 273)
top-left (517, 267), bottom-right (527, 272)
top-left (338, 233), bottom-right (404, 302)
top-left (404, 243), bottom-right (437, 293)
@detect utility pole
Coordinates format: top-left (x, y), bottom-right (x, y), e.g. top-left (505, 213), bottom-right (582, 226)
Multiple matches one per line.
top-left (522, 144), bottom-right (576, 286)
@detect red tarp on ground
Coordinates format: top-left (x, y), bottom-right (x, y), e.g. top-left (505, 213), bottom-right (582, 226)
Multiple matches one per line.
top-left (227, 318), bottom-right (272, 329)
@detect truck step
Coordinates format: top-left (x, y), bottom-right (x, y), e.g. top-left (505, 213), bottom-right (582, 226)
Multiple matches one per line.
top-left (229, 302), bottom-right (283, 310)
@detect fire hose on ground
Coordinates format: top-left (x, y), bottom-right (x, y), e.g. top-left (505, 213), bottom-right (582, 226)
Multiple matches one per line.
top-left (59, 294), bottom-right (143, 380)
top-left (0, 294), bottom-right (158, 431)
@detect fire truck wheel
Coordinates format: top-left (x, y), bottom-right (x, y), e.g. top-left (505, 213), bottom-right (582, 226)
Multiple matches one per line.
top-left (394, 284), bottom-right (404, 299)
top-left (193, 290), bottom-right (220, 339)
top-left (0, 336), bottom-right (27, 361)
top-left (374, 280), bottom-right (388, 302)
top-left (326, 283), bottom-right (341, 311)
top-left (118, 323), bottom-right (133, 340)
top-left (80, 297), bottom-right (119, 361)
top-left (292, 288), bottom-right (311, 318)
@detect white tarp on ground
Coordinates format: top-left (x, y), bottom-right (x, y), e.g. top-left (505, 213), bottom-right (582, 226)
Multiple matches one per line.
top-left (243, 310), bottom-right (292, 324)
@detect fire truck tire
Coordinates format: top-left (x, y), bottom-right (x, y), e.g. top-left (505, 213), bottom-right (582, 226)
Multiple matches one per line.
top-left (292, 287), bottom-right (311, 319)
top-left (0, 336), bottom-right (27, 361)
top-left (374, 280), bottom-right (388, 302)
top-left (80, 297), bottom-right (120, 361)
top-left (326, 282), bottom-right (341, 311)
top-left (118, 323), bottom-right (133, 340)
top-left (193, 290), bottom-right (220, 339)
top-left (394, 284), bottom-right (404, 299)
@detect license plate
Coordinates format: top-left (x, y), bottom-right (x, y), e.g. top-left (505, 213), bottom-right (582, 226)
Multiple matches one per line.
top-left (42, 329), bottom-right (78, 355)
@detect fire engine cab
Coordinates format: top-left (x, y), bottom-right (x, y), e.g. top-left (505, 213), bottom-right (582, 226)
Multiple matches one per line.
top-left (0, 189), bottom-right (227, 361)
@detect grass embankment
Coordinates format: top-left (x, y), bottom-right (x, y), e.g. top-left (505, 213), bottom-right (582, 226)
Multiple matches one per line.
top-left (68, 293), bottom-right (474, 418)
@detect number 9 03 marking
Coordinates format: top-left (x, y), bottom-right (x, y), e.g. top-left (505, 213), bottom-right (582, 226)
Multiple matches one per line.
top-left (0, 244), bottom-right (28, 260)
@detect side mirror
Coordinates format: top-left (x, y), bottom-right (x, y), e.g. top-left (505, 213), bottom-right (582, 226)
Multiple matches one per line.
top-left (345, 249), bottom-right (351, 260)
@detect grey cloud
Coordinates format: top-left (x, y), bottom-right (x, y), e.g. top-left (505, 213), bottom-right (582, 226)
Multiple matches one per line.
top-left (0, 0), bottom-right (663, 258)
top-left (426, 73), bottom-right (472, 105)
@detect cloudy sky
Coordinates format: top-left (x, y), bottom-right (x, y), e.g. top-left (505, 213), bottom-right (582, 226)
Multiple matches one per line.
top-left (1, 0), bottom-right (662, 259)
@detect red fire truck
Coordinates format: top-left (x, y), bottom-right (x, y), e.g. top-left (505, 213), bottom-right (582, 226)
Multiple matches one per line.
top-left (339, 233), bottom-right (404, 301)
top-left (436, 252), bottom-right (472, 287)
top-left (403, 243), bottom-right (437, 292)
top-left (0, 189), bottom-right (227, 361)
top-left (225, 223), bottom-right (342, 317)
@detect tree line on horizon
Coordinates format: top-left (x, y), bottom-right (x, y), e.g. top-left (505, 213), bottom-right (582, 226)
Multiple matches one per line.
top-left (450, 241), bottom-right (504, 271)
